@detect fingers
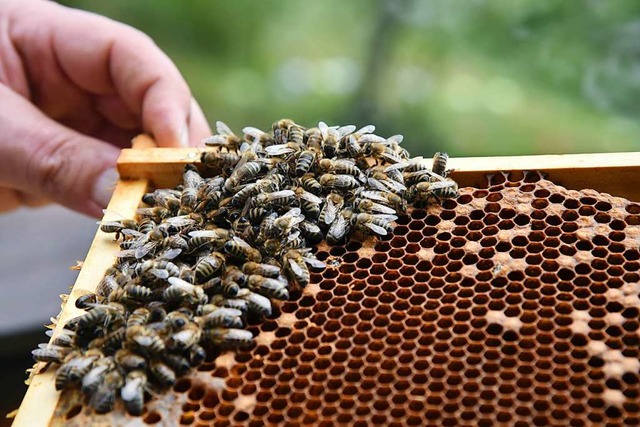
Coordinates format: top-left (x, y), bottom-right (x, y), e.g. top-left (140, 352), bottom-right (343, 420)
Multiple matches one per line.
top-left (188, 98), bottom-right (211, 147)
top-left (0, 84), bottom-right (120, 217)
top-left (7, 0), bottom-right (211, 147)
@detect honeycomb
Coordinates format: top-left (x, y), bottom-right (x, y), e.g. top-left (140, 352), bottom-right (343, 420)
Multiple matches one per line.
top-left (54, 172), bottom-right (640, 426)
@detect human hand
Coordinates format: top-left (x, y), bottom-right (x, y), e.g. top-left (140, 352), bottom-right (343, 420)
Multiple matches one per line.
top-left (0, 0), bottom-right (210, 217)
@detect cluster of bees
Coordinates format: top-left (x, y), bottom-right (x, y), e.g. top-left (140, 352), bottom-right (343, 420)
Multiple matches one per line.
top-left (32, 119), bottom-right (458, 415)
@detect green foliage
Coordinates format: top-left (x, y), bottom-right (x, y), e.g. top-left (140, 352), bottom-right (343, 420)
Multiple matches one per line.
top-left (59, 0), bottom-right (640, 156)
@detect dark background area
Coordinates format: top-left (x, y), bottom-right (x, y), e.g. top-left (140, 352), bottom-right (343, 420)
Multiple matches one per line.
top-left (4, 0), bottom-right (640, 423)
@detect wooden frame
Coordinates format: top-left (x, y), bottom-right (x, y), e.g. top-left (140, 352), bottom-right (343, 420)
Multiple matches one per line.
top-left (13, 143), bottom-right (640, 426)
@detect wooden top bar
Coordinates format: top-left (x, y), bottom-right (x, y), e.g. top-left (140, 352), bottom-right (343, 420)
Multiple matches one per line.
top-left (117, 148), bottom-right (640, 200)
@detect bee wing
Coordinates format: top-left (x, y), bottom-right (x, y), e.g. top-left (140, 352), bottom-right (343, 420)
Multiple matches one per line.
top-left (282, 207), bottom-right (302, 218)
top-left (373, 213), bottom-right (398, 222)
top-left (318, 121), bottom-right (329, 138)
top-left (202, 135), bottom-right (228, 147)
top-left (232, 236), bottom-right (252, 249)
top-left (188, 230), bottom-right (221, 238)
top-left (164, 216), bottom-right (196, 228)
top-left (149, 269), bottom-right (169, 279)
top-left (384, 156), bottom-right (425, 172)
top-left (368, 202), bottom-right (396, 214)
top-left (382, 178), bottom-right (407, 192)
top-left (265, 144), bottom-right (296, 156)
top-left (135, 241), bottom-right (158, 259)
top-left (354, 125), bottom-right (375, 136)
top-left (299, 191), bottom-right (323, 204)
top-left (360, 190), bottom-right (387, 203)
top-left (242, 126), bottom-right (264, 140)
top-left (287, 259), bottom-right (304, 277)
top-left (270, 189), bottom-right (295, 198)
top-left (387, 134), bottom-right (404, 144)
top-left (363, 222), bottom-right (389, 236)
top-left (380, 151), bottom-right (404, 164)
top-left (101, 209), bottom-right (127, 220)
top-left (323, 197), bottom-right (339, 224)
top-left (303, 257), bottom-right (326, 269)
top-left (337, 125), bottom-right (356, 137)
top-left (157, 248), bottom-right (182, 260)
top-left (287, 230), bottom-right (301, 242)
top-left (216, 121), bottom-right (235, 136)
top-left (359, 134), bottom-right (386, 144)
top-left (116, 249), bottom-right (136, 259)
top-left (428, 180), bottom-right (457, 190)
top-left (168, 277), bottom-right (194, 290)
top-left (367, 177), bottom-right (390, 192)
top-left (328, 215), bottom-right (348, 238)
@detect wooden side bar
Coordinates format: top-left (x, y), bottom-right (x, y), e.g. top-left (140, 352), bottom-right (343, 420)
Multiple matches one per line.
top-left (117, 148), bottom-right (640, 200)
top-left (13, 179), bottom-right (149, 427)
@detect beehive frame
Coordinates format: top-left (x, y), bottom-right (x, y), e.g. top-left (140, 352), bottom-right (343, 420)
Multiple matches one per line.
top-left (13, 139), bottom-right (640, 426)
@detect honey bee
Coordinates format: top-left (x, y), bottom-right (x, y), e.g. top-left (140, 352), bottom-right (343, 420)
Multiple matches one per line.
top-left (187, 229), bottom-right (232, 253)
top-left (142, 189), bottom-right (181, 212)
top-left (246, 206), bottom-right (271, 225)
top-left (295, 150), bottom-right (317, 177)
top-left (432, 151), bottom-right (449, 177)
top-left (359, 190), bottom-right (407, 211)
top-left (319, 173), bottom-right (361, 191)
top-left (272, 119), bottom-right (303, 145)
top-left (200, 151), bottom-right (241, 172)
top-left (297, 220), bottom-right (323, 244)
top-left (121, 370), bottom-right (147, 416)
top-left (166, 322), bottom-right (201, 351)
top-left (222, 265), bottom-right (246, 297)
top-left (196, 307), bottom-right (244, 329)
top-left (327, 208), bottom-right (353, 245)
top-left (203, 121), bottom-right (242, 152)
top-left (90, 368), bottom-right (124, 413)
top-left (81, 357), bottom-right (115, 396)
top-left (207, 295), bottom-right (250, 314)
top-left (114, 348), bottom-right (147, 372)
top-left (75, 303), bottom-right (125, 331)
top-left (99, 219), bottom-right (137, 240)
top-left (318, 122), bottom-right (354, 158)
top-left (282, 249), bottom-right (326, 287)
top-left (361, 137), bottom-right (405, 164)
top-left (150, 361), bottom-right (176, 388)
top-left (236, 289), bottom-right (273, 317)
top-left (75, 292), bottom-right (99, 309)
top-left (367, 171), bottom-right (406, 193)
top-left (134, 258), bottom-right (180, 280)
top-left (254, 189), bottom-right (296, 209)
top-left (352, 213), bottom-right (397, 237)
top-left (163, 354), bottom-right (191, 375)
top-left (201, 327), bottom-right (254, 348)
top-left (247, 274), bottom-right (289, 300)
top-left (224, 236), bottom-right (262, 262)
top-left (294, 187), bottom-right (323, 220)
top-left (272, 208), bottom-right (305, 237)
top-left (164, 277), bottom-right (208, 306)
top-left (190, 345), bottom-right (207, 366)
top-left (300, 173), bottom-right (322, 195)
top-left (55, 350), bottom-right (101, 391)
top-left (123, 284), bottom-right (154, 302)
top-left (194, 253), bottom-right (225, 282)
top-left (242, 261), bottom-right (281, 278)
top-left (319, 193), bottom-right (344, 229)
top-left (317, 159), bottom-right (366, 183)
top-left (87, 326), bottom-right (126, 355)
top-left (31, 345), bottom-right (72, 364)
top-left (135, 206), bottom-right (172, 222)
top-left (409, 179), bottom-right (459, 204)
top-left (355, 198), bottom-right (396, 215)
top-left (243, 126), bottom-right (274, 146)
top-left (125, 325), bottom-right (165, 356)
top-left (304, 127), bottom-right (322, 152)
top-left (224, 160), bottom-right (264, 192)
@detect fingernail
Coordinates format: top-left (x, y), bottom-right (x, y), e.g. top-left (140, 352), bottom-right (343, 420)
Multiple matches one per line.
top-left (91, 167), bottom-right (119, 208)
top-left (179, 123), bottom-right (189, 147)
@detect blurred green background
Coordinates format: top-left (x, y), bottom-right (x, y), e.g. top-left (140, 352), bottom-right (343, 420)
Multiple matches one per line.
top-left (60, 0), bottom-right (640, 157)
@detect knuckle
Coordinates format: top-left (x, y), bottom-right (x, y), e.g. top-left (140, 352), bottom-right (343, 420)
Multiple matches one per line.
top-left (27, 132), bottom-right (78, 200)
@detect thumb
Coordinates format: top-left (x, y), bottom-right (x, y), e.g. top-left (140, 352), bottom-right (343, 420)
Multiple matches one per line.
top-left (0, 84), bottom-right (120, 217)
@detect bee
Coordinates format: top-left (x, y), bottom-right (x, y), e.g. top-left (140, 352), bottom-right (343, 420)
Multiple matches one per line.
top-left (359, 190), bottom-right (407, 212)
top-left (187, 229), bottom-right (232, 253)
top-left (114, 348), bottom-right (147, 372)
top-left (254, 189), bottom-right (296, 209)
top-left (90, 368), bottom-right (124, 413)
top-left (99, 219), bottom-right (138, 240)
top-left (81, 357), bottom-right (115, 396)
top-left (298, 220), bottom-right (323, 244)
top-left (75, 303), bottom-right (125, 331)
top-left (295, 150), bottom-right (317, 177)
top-left (47, 329), bottom-right (75, 348)
top-left (305, 127), bottom-right (322, 152)
top-left (194, 253), bottom-right (225, 282)
top-left (224, 160), bottom-right (264, 192)
top-left (75, 292), bottom-right (99, 309)
top-left (203, 121), bottom-right (242, 152)
top-left (272, 118), bottom-right (303, 145)
top-left (361, 137), bottom-right (404, 165)
top-left (222, 265), bottom-right (246, 297)
top-left (150, 361), bottom-right (176, 388)
top-left (164, 277), bottom-right (208, 306)
top-left (31, 345), bottom-right (73, 364)
top-left (201, 327), bottom-right (254, 348)
top-left (243, 126), bottom-right (274, 146)
top-left (355, 198), bottom-right (396, 215)
top-left (236, 289), bottom-right (272, 317)
top-left (166, 322), bottom-right (201, 351)
top-left (134, 258), bottom-right (180, 280)
top-left (409, 179), bottom-right (459, 204)
top-left (123, 284), bottom-right (154, 302)
top-left (190, 345), bottom-right (207, 366)
top-left (224, 236), bottom-right (262, 262)
top-left (294, 187), bottom-right (323, 219)
top-left (318, 122), bottom-right (354, 158)
top-left (125, 325), bottom-right (165, 356)
top-left (55, 350), bottom-right (101, 390)
top-left (231, 214), bottom-right (256, 242)
top-left (126, 308), bottom-right (150, 328)
top-left (319, 173), bottom-right (361, 191)
top-left (207, 295), bottom-right (250, 314)
top-left (327, 208), bottom-right (353, 245)
top-left (317, 159), bottom-right (366, 183)
top-left (246, 207), bottom-right (270, 225)
top-left (367, 172), bottom-right (406, 194)
top-left (300, 173), bottom-right (322, 195)
top-left (352, 213), bottom-right (397, 237)
top-left (432, 151), bottom-right (449, 177)
top-left (282, 249), bottom-right (326, 287)
top-left (135, 206), bottom-right (172, 222)
top-left (178, 263), bottom-right (196, 284)
top-left (247, 274), bottom-right (289, 300)
top-left (163, 354), bottom-right (191, 375)
top-left (242, 262), bottom-right (281, 278)
top-left (271, 208), bottom-right (305, 237)
top-left (121, 370), bottom-right (147, 416)
top-left (87, 326), bottom-right (126, 355)
top-left (142, 189), bottom-right (181, 212)
top-left (201, 151), bottom-right (241, 172)
top-left (319, 193), bottom-right (344, 229)
top-left (196, 307), bottom-right (244, 329)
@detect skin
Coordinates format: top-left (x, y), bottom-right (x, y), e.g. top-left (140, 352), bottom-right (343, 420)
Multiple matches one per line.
top-left (0, 0), bottom-right (211, 217)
